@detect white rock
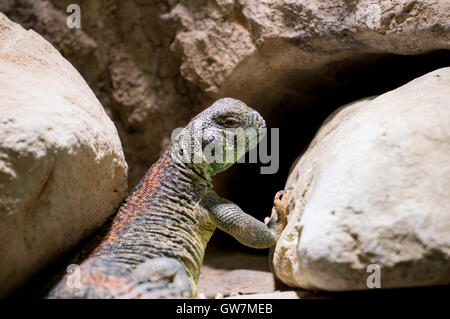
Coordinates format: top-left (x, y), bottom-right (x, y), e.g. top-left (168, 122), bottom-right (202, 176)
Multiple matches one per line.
top-left (0, 13), bottom-right (128, 296)
top-left (272, 67), bottom-right (450, 291)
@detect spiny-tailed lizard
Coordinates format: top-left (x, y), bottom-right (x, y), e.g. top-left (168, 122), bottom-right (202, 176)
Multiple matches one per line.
top-left (48, 98), bottom-right (290, 298)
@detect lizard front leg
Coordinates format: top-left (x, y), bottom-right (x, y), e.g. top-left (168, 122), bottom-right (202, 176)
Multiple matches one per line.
top-left (201, 190), bottom-right (290, 249)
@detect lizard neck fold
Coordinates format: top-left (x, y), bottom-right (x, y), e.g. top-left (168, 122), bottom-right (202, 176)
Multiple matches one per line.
top-left (169, 140), bottom-right (216, 183)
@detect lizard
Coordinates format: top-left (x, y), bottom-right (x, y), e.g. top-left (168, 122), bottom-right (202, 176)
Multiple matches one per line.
top-left (47, 97), bottom-right (290, 299)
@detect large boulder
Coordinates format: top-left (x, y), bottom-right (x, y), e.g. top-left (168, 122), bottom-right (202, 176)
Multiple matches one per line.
top-left (169, 0), bottom-right (450, 101)
top-left (272, 67), bottom-right (450, 290)
top-left (0, 13), bottom-right (128, 296)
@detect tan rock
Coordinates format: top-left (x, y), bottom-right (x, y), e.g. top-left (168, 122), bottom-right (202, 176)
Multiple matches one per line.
top-left (272, 67), bottom-right (450, 291)
top-left (199, 268), bottom-right (277, 298)
top-left (167, 0), bottom-right (450, 105)
top-left (0, 13), bottom-right (128, 296)
top-left (197, 249), bottom-right (277, 298)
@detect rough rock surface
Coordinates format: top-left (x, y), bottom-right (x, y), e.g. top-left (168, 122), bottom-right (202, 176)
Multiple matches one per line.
top-left (272, 67), bottom-right (450, 291)
top-left (197, 248), bottom-right (278, 298)
top-left (0, 13), bottom-right (128, 296)
top-left (197, 248), bottom-right (305, 299)
top-left (1, 0), bottom-right (448, 188)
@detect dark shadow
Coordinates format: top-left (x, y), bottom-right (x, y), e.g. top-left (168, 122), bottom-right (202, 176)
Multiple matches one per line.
top-left (211, 50), bottom-right (450, 252)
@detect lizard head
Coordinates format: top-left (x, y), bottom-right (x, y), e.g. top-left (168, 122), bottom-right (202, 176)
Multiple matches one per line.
top-left (171, 98), bottom-right (266, 177)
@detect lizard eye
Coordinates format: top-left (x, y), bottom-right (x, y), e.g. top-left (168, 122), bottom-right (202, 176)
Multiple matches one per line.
top-left (222, 116), bottom-right (240, 128)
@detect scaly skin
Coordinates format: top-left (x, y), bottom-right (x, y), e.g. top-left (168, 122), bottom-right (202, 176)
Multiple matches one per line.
top-left (47, 98), bottom-right (289, 298)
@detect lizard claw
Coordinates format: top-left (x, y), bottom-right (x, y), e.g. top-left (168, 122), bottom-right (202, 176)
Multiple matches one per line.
top-left (273, 188), bottom-right (292, 218)
top-left (264, 188), bottom-right (293, 226)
